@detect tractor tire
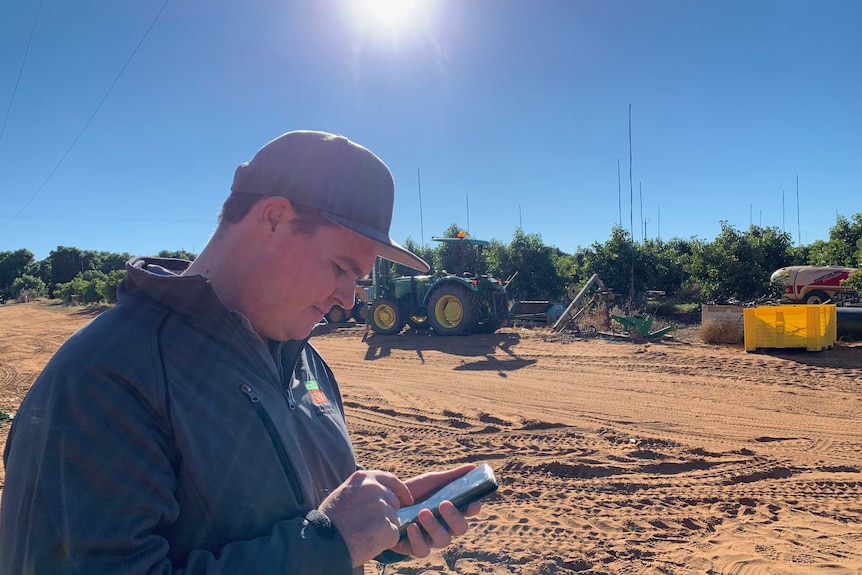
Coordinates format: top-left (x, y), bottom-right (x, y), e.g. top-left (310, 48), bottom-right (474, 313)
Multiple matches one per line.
top-left (351, 302), bottom-right (367, 324)
top-left (325, 305), bottom-right (347, 324)
top-left (407, 316), bottom-right (430, 329)
top-left (369, 298), bottom-right (404, 335)
top-left (476, 319), bottom-right (500, 334)
top-left (428, 283), bottom-right (478, 336)
top-left (804, 290), bottom-right (831, 305)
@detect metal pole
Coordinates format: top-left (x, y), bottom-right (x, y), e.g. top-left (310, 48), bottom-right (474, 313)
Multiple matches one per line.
top-left (628, 104), bottom-right (634, 310)
top-left (639, 181), bottom-right (643, 243)
top-left (796, 175), bottom-right (801, 247)
top-left (617, 159), bottom-right (622, 228)
top-left (417, 168), bottom-right (424, 246)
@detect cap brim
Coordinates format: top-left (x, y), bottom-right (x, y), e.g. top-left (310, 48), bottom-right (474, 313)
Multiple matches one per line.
top-left (376, 241), bottom-right (430, 273)
top-left (322, 211), bottom-right (430, 272)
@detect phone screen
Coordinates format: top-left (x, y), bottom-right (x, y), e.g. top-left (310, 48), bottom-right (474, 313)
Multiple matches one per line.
top-left (396, 464), bottom-right (498, 539)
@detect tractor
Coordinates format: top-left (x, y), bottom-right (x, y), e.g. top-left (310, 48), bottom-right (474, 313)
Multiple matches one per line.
top-left (324, 284), bottom-right (371, 324)
top-left (367, 234), bottom-right (510, 336)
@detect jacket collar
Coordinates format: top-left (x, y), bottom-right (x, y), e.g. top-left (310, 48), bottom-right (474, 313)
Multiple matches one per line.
top-left (120, 257), bottom-right (231, 326)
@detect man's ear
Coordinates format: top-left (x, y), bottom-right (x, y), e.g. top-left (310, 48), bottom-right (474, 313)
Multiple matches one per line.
top-left (260, 198), bottom-right (295, 233)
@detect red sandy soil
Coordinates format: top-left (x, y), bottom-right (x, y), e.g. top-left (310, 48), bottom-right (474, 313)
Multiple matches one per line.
top-left (2, 302), bottom-right (861, 575)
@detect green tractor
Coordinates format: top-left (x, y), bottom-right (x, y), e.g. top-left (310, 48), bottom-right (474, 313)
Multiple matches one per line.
top-left (368, 235), bottom-right (510, 336)
top-left (324, 284), bottom-right (371, 325)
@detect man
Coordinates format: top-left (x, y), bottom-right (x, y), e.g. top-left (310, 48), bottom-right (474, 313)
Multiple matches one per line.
top-left (0, 131), bottom-right (482, 574)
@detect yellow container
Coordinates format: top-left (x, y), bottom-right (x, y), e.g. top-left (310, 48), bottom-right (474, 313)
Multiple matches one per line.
top-left (743, 304), bottom-right (837, 352)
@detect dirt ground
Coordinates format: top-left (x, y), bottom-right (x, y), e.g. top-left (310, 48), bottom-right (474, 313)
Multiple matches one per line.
top-left (2, 302), bottom-right (861, 575)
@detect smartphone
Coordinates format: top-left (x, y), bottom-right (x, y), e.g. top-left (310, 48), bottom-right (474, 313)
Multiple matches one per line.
top-left (397, 464), bottom-right (498, 539)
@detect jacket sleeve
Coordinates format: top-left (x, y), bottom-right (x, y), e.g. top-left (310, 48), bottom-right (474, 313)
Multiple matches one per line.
top-left (0, 346), bottom-right (353, 575)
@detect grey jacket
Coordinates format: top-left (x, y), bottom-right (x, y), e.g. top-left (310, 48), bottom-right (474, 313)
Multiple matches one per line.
top-left (0, 257), bottom-right (358, 574)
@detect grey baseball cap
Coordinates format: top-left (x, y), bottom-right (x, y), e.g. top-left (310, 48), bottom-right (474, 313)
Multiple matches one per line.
top-left (231, 130), bottom-right (429, 272)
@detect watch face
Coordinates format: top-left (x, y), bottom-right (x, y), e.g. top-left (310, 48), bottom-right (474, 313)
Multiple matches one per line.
top-left (397, 464), bottom-right (498, 538)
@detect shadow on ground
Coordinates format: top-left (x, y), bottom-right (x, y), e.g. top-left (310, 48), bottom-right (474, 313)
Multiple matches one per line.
top-left (363, 331), bottom-right (533, 375)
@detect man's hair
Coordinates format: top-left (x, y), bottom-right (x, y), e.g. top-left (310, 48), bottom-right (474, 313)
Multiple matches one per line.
top-left (217, 192), bottom-right (333, 236)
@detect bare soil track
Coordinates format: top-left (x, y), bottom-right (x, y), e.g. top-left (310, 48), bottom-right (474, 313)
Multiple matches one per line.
top-left (2, 302), bottom-right (861, 575)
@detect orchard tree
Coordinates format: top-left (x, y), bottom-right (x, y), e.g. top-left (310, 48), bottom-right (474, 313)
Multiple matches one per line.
top-left (10, 274), bottom-right (47, 299)
top-left (0, 249), bottom-right (35, 301)
top-left (98, 251), bottom-right (131, 273)
top-left (486, 228), bottom-right (562, 301)
top-left (806, 214), bottom-right (862, 267)
top-left (392, 237), bottom-right (436, 277)
top-left (99, 269), bottom-right (126, 303)
top-left (639, 238), bottom-right (689, 295)
top-left (687, 223), bottom-right (794, 302)
top-left (47, 247), bottom-right (97, 288)
top-left (157, 249), bottom-right (197, 261)
top-left (581, 226), bottom-right (644, 299)
top-left (842, 269), bottom-right (862, 294)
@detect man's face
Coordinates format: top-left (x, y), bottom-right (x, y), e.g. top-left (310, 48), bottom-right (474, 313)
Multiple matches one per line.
top-left (247, 215), bottom-right (379, 341)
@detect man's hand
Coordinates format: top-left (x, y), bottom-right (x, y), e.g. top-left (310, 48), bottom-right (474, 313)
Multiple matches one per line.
top-left (319, 470), bottom-right (414, 567)
top-left (392, 464), bottom-right (484, 559)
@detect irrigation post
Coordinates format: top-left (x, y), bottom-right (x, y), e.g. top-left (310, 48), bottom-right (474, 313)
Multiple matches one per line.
top-left (417, 168), bottom-right (424, 246)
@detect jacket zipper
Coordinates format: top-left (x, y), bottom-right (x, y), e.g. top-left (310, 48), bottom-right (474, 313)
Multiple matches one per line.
top-left (274, 343), bottom-right (298, 410)
top-left (240, 383), bottom-right (305, 505)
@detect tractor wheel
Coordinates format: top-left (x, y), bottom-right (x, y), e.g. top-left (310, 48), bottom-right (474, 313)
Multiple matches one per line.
top-left (351, 302), bottom-right (367, 324)
top-left (476, 319), bottom-right (500, 334)
top-left (804, 290), bottom-right (831, 305)
top-left (428, 284), bottom-right (478, 336)
top-left (369, 298), bottom-right (404, 335)
top-left (407, 316), bottom-right (429, 329)
top-left (325, 305), bottom-right (347, 324)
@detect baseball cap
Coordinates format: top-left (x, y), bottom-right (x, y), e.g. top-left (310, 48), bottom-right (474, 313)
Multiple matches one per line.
top-left (231, 130), bottom-right (429, 272)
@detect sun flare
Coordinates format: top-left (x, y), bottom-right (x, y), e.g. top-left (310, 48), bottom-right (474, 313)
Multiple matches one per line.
top-left (349, 0), bottom-right (426, 30)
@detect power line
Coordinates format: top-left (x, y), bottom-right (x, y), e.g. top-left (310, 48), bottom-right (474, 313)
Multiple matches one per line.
top-left (0, 0), bottom-right (172, 234)
top-left (0, 0), bottom-right (44, 144)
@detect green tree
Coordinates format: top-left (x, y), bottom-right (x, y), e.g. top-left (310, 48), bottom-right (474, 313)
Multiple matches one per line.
top-left (29, 258), bottom-right (53, 292)
top-left (98, 270), bottom-right (126, 304)
top-left (842, 269), bottom-right (862, 294)
top-left (54, 276), bottom-right (90, 304)
top-left (47, 246), bottom-right (98, 289)
top-left (97, 251), bottom-right (131, 273)
top-left (581, 226), bottom-right (643, 300)
top-left (392, 237), bottom-right (436, 277)
top-left (687, 223), bottom-right (794, 302)
top-left (52, 269), bottom-right (121, 305)
top-left (806, 214), bottom-right (862, 267)
top-left (639, 238), bottom-right (689, 295)
top-left (10, 274), bottom-right (47, 299)
top-left (0, 249), bottom-right (36, 301)
top-left (157, 249), bottom-right (197, 261)
top-left (486, 228), bottom-right (562, 301)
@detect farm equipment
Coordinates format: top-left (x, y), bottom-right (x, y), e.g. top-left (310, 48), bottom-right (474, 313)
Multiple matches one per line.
top-left (771, 265), bottom-right (858, 304)
top-left (551, 275), bottom-right (674, 339)
top-left (324, 284), bottom-right (370, 324)
top-left (368, 234), bottom-right (510, 336)
top-left (551, 274), bottom-right (612, 332)
top-left (610, 314), bottom-right (676, 340)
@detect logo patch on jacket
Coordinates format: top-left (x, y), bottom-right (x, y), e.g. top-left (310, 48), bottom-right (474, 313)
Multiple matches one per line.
top-left (304, 380), bottom-right (329, 405)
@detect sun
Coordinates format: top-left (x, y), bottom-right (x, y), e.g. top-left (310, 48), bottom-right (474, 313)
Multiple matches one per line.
top-left (348, 0), bottom-right (426, 30)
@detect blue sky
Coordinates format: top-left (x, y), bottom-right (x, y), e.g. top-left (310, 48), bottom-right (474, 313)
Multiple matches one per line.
top-left (1, 0), bottom-right (860, 262)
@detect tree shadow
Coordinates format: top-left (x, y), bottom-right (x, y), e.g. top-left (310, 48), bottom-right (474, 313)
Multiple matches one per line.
top-left (363, 331), bottom-right (529, 375)
top-left (72, 304), bottom-right (111, 317)
top-left (452, 355), bottom-right (537, 375)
